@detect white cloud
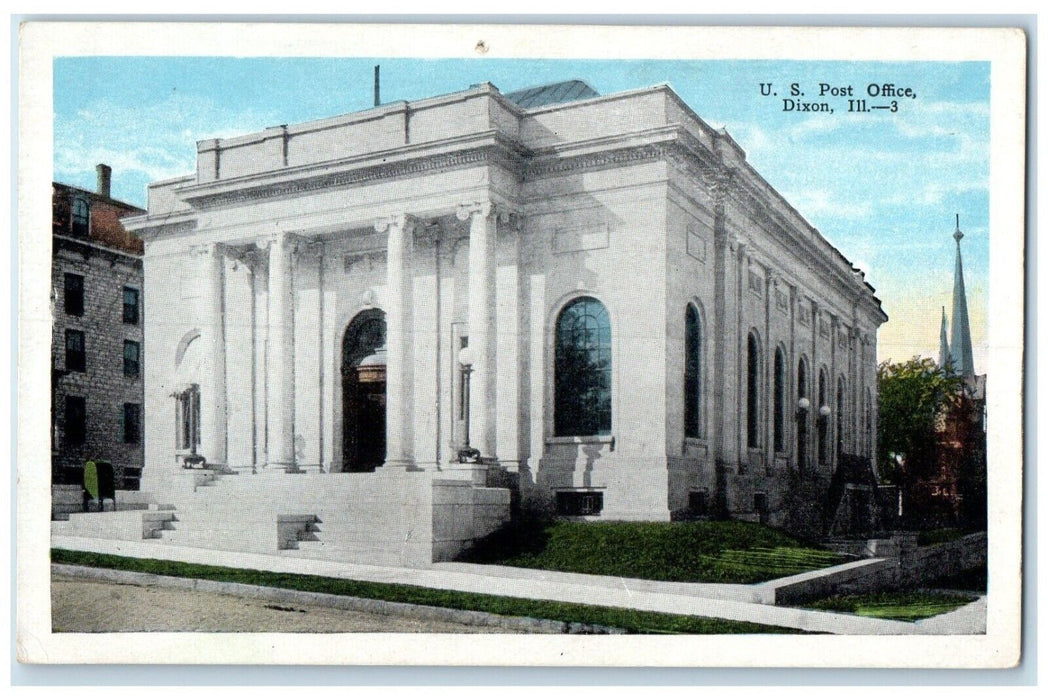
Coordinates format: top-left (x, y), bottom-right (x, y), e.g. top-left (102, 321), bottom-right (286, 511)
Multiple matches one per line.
top-left (54, 92), bottom-right (281, 198)
top-left (785, 188), bottom-right (873, 221)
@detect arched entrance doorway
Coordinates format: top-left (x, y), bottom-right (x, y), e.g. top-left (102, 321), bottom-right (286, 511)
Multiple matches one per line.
top-left (342, 309), bottom-right (386, 472)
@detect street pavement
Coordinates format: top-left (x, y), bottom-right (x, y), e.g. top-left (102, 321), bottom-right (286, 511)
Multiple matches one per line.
top-left (51, 573), bottom-right (512, 633)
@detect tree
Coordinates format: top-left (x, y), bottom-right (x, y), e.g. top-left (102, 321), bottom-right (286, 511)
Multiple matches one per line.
top-left (877, 357), bottom-right (965, 484)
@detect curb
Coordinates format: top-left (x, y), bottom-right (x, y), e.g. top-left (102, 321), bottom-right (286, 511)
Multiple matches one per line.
top-left (52, 564), bottom-right (627, 635)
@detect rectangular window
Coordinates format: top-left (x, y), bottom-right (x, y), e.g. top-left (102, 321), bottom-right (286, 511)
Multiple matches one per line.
top-left (123, 287), bottom-right (140, 324)
top-left (555, 491), bottom-right (604, 517)
top-left (64, 329), bottom-right (86, 372)
top-left (71, 197), bottom-right (89, 237)
top-left (64, 395), bottom-right (86, 446)
top-left (122, 403), bottom-right (141, 445)
top-left (688, 491), bottom-right (709, 518)
top-left (63, 274), bottom-right (84, 316)
top-left (123, 340), bottom-right (140, 378)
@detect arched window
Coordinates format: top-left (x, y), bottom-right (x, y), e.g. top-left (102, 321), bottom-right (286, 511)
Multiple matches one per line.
top-left (71, 197), bottom-right (89, 237)
top-left (864, 388), bottom-right (873, 457)
top-left (747, 332), bottom-right (761, 448)
top-left (773, 347), bottom-right (785, 452)
top-left (555, 297), bottom-right (611, 436)
top-left (797, 358), bottom-right (809, 471)
top-left (818, 369), bottom-right (828, 465)
top-left (837, 376), bottom-right (847, 458)
top-left (684, 304), bottom-right (702, 439)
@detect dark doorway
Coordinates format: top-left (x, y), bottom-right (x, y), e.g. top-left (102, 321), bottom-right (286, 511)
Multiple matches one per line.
top-left (342, 309), bottom-right (387, 472)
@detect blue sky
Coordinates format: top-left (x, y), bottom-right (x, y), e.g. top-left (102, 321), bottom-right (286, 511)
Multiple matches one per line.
top-left (53, 57), bottom-right (990, 372)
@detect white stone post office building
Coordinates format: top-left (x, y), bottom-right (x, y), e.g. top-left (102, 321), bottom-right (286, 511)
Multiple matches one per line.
top-left (118, 80), bottom-right (886, 558)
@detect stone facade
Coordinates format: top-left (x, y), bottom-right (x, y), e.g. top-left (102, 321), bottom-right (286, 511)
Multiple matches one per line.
top-left (124, 82), bottom-right (887, 527)
top-left (51, 166), bottom-right (145, 488)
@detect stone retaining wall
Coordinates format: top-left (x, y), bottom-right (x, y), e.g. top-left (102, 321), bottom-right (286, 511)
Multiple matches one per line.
top-left (767, 531), bottom-right (987, 604)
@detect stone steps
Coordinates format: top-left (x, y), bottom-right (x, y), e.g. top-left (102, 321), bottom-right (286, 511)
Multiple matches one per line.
top-left (54, 470), bottom-right (510, 567)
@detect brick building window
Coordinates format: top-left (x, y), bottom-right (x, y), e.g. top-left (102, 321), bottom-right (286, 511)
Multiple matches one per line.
top-left (63, 273), bottom-right (84, 316)
top-left (64, 329), bottom-right (86, 372)
top-left (71, 197), bottom-right (89, 237)
top-left (64, 395), bottom-right (86, 446)
top-left (123, 340), bottom-right (140, 378)
top-left (122, 403), bottom-right (141, 445)
top-left (123, 287), bottom-right (140, 324)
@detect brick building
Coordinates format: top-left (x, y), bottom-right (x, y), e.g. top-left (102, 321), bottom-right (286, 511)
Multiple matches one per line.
top-left (51, 165), bottom-right (146, 499)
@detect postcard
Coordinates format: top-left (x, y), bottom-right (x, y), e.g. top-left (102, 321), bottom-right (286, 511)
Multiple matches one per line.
top-left (17, 21), bottom-right (1026, 668)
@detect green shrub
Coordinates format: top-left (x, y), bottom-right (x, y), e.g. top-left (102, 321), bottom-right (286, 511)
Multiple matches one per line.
top-left (460, 520), bottom-right (847, 584)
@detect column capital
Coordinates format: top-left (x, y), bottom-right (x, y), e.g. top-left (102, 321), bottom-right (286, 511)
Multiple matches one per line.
top-left (374, 213), bottom-right (419, 234)
top-left (456, 201), bottom-right (494, 222)
top-left (256, 230), bottom-right (288, 250)
top-left (222, 243), bottom-right (265, 271)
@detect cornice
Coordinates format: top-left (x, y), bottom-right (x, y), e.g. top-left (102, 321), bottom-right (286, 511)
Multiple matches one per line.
top-left (178, 133), bottom-right (529, 210)
top-left (127, 217), bottom-right (197, 241)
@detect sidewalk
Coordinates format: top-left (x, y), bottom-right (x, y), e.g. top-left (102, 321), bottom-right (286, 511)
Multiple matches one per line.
top-left (51, 535), bottom-right (985, 635)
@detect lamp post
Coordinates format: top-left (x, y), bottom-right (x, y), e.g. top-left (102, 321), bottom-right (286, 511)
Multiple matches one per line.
top-left (457, 347), bottom-right (477, 462)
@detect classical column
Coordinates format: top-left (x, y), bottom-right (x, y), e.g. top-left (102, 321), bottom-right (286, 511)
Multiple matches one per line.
top-left (457, 202), bottom-right (498, 462)
top-left (376, 214), bottom-right (418, 471)
top-left (260, 232), bottom-right (297, 471)
top-left (196, 242), bottom-right (227, 468)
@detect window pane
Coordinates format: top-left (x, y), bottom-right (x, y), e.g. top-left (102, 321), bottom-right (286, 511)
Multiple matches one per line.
top-left (123, 403), bottom-right (141, 444)
top-left (123, 341), bottom-right (140, 378)
top-left (774, 350), bottom-right (785, 452)
top-left (684, 306), bottom-right (701, 439)
top-left (123, 287), bottom-right (140, 324)
top-left (554, 297), bottom-right (612, 436)
top-left (65, 330), bottom-right (86, 372)
top-left (71, 198), bottom-right (89, 237)
top-left (64, 396), bottom-right (86, 446)
top-left (63, 274), bottom-right (84, 316)
top-left (747, 334), bottom-right (760, 448)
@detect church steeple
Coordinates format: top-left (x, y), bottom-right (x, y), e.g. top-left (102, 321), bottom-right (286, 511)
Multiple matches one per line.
top-left (949, 214), bottom-right (975, 379)
top-left (939, 306), bottom-right (951, 370)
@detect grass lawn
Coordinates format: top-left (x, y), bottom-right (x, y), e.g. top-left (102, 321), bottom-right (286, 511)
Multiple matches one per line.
top-left (803, 591), bottom-right (978, 622)
top-left (51, 548), bottom-right (804, 634)
top-left (458, 520), bottom-right (848, 584)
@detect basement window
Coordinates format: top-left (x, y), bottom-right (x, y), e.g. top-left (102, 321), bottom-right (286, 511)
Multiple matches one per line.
top-left (556, 491), bottom-right (604, 517)
top-left (688, 490), bottom-right (709, 518)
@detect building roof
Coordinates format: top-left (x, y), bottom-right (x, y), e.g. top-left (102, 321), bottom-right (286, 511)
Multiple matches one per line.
top-left (52, 180), bottom-right (146, 256)
top-left (503, 80), bottom-right (599, 109)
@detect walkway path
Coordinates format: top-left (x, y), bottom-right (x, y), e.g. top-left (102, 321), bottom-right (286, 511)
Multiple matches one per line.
top-left (51, 535), bottom-right (985, 635)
